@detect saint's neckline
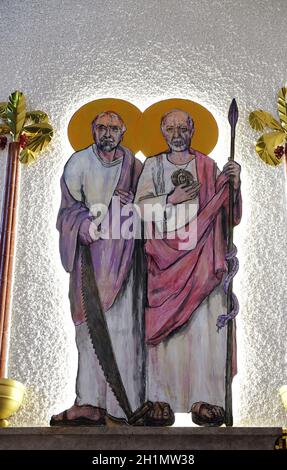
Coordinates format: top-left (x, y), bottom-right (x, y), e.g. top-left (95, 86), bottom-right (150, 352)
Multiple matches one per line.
top-left (165, 152), bottom-right (196, 167)
top-left (91, 144), bottom-right (124, 167)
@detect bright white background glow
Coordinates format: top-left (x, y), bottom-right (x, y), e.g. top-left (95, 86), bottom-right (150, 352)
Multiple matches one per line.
top-left (0, 0), bottom-right (286, 426)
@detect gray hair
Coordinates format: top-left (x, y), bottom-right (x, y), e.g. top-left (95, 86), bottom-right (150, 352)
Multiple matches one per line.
top-left (92, 111), bottom-right (126, 133)
top-left (160, 109), bottom-right (194, 131)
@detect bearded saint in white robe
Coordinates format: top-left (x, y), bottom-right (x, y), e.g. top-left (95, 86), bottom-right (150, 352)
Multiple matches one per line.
top-left (51, 111), bottom-right (145, 425)
top-left (135, 109), bottom-right (242, 426)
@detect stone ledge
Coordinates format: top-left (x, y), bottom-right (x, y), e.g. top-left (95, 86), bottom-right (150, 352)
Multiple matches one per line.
top-left (0, 427), bottom-right (283, 450)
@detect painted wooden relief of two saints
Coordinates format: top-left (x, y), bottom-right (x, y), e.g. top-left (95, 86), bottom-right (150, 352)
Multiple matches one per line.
top-left (51, 98), bottom-right (242, 427)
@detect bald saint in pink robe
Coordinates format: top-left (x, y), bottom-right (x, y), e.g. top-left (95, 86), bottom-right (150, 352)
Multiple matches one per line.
top-left (135, 150), bottom-right (242, 413)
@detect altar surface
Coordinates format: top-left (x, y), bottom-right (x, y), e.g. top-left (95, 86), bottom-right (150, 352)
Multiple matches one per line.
top-left (0, 427), bottom-right (282, 450)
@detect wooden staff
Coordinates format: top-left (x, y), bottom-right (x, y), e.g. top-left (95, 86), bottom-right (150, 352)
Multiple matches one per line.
top-left (0, 146), bottom-right (13, 284)
top-left (225, 98), bottom-right (238, 426)
top-left (0, 142), bottom-right (20, 377)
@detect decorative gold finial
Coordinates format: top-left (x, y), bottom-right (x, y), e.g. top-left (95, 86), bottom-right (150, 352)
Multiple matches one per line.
top-left (0, 378), bottom-right (25, 427)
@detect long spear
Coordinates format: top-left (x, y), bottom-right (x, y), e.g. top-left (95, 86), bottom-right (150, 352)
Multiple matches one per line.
top-left (225, 98), bottom-right (239, 426)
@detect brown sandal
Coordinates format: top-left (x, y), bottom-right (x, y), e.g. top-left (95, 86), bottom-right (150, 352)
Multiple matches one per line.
top-left (50, 408), bottom-right (106, 426)
top-left (142, 401), bottom-right (175, 427)
top-left (191, 401), bottom-right (225, 427)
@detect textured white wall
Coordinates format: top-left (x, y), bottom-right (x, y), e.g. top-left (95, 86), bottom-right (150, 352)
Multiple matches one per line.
top-left (0, 0), bottom-right (286, 426)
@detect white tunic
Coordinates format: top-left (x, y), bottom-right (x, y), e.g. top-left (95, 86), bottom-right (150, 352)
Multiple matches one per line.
top-left (64, 144), bottom-right (123, 225)
top-left (135, 154), bottom-right (227, 412)
top-left (135, 154), bottom-right (198, 234)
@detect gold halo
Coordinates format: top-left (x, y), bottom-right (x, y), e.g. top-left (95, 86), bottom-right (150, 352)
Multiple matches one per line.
top-left (140, 98), bottom-right (218, 157)
top-left (68, 98), bottom-right (142, 153)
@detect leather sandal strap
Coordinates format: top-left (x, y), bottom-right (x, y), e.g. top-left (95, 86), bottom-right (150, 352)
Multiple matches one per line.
top-left (191, 401), bottom-right (205, 415)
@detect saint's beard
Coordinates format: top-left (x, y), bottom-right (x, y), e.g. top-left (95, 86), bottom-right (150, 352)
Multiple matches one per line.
top-left (98, 138), bottom-right (117, 152)
top-left (169, 138), bottom-right (189, 152)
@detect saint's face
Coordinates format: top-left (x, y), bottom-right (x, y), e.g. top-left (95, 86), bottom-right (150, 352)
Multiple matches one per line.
top-left (93, 114), bottom-right (124, 151)
top-left (161, 111), bottom-right (194, 152)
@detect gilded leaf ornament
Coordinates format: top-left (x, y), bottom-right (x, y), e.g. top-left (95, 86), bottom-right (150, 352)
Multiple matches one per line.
top-left (277, 87), bottom-right (287, 131)
top-left (0, 91), bottom-right (54, 165)
top-left (249, 87), bottom-right (287, 167)
top-left (20, 123), bottom-right (53, 164)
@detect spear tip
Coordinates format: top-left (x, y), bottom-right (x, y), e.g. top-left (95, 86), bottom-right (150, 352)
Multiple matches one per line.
top-left (228, 98), bottom-right (238, 132)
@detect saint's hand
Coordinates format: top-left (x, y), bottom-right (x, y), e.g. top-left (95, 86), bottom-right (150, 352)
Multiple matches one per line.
top-left (79, 218), bottom-right (95, 245)
top-left (79, 218), bottom-right (101, 244)
top-left (222, 160), bottom-right (241, 190)
top-left (114, 189), bottom-right (134, 205)
top-left (167, 182), bottom-right (200, 205)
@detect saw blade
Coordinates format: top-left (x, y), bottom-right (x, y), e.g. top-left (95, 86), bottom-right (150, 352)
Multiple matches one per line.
top-left (80, 244), bottom-right (133, 419)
